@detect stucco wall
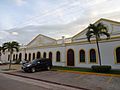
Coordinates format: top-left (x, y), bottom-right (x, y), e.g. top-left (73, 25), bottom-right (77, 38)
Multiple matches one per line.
top-left (1, 40), bottom-right (120, 69)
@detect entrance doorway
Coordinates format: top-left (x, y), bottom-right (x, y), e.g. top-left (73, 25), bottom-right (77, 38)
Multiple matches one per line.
top-left (67, 49), bottom-right (74, 66)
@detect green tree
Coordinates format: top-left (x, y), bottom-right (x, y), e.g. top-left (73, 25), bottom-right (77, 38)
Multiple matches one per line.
top-left (2, 41), bottom-right (20, 69)
top-left (86, 23), bottom-right (110, 66)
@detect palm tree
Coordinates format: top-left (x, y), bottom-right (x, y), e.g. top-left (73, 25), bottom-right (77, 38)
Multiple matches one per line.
top-left (2, 41), bottom-right (20, 69)
top-left (86, 23), bottom-right (110, 66)
top-left (0, 46), bottom-right (2, 61)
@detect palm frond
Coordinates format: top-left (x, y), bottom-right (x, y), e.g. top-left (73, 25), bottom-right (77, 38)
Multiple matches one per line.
top-left (87, 35), bottom-right (93, 42)
top-left (2, 41), bottom-right (20, 54)
top-left (13, 46), bottom-right (19, 52)
top-left (86, 23), bottom-right (110, 42)
top-left (86, 31), bottom-right (94, 36)
top-left (100, 32), bottom-right (110, 39)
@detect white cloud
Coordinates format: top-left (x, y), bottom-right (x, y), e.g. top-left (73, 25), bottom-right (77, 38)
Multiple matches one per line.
top-left (11, 32), bottom-right (19, 35)
top-left (0, 0), bottom-right (120, 45)
top-left (0, 15), bottom-right (14, 29)
top-left (13, 0), bottom-right (27, 6)
top-left (0, 31), bottom-right (10, 39)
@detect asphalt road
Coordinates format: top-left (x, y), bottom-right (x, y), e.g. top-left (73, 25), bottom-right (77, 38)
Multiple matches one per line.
top-left (0, 65), bottom-right (119, 90)
top-left (6, 70), bottom-right (120, 90)
top-left (0, 73), bottom-right (49, 90)
top-left (0, 73), bottom-right (81, 90)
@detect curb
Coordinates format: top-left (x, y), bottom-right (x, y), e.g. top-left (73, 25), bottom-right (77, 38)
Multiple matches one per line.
top-left (4, 72), bottom-right (90, 90)
top-left (57, 70), bottom-right (120, 77)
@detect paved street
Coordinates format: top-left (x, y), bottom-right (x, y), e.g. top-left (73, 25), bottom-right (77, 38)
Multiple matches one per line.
top-left (0, 73), bottom-right (83, 90)
top-left (8, 70), bottom-right (120, 90)
top-left (0, 65), bottom-right (120, 90)
top-left (0, 73), bottom-right (49, 90)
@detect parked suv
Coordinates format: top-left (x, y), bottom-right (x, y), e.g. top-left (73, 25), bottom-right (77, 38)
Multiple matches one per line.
top-left (21, 58), bottom-right (52, 72)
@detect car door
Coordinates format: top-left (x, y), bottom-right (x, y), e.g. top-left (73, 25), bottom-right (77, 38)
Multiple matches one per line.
top-left (36, 60), bottom-right (42, 70)
top-left (40, 60), bottom-right (46, 69)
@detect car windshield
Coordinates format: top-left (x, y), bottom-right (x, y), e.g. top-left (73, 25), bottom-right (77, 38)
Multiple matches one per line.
top-left (31, 60), bottom-right (38, 64)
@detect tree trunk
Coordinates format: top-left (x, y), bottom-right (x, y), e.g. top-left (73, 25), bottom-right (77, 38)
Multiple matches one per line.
top-left (96, 39), bottom-right (102, 66)
top-left (9, 53), bottom-right (12, 70)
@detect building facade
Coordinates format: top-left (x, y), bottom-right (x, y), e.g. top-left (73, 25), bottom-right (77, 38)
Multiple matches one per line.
top-left (1, 18), bottom-right (120, 69)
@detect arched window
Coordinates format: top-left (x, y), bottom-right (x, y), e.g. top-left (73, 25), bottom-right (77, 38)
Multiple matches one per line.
top-left (90, 49), bottom-right (96, 63)
top-left (25, 53), bottom-right (27, 60)
top-left (19, 53), bottom-right (22, 61)
top-left (37, 52), bottom-right (41, 59)
top-left (49, 52), bottom-right (52, 60)
top-left (13, 54), bottom-right (15, 61)
top-left (43, 52), bottom-right (46, 58)
top-left (56, 51), bottom-right (60, 62)
top-left (16, 54), bottom-right (18, 60)
top-left (28, 53), bottom-right (31, 61)
top-left (8, 54), bottom-right (10, 61)
top-left (116, 47), bottom-right (120, 63)
top-left (33, 53), bottom-right (35, 60)
top-left (79, 50), bottom-right (85, 62)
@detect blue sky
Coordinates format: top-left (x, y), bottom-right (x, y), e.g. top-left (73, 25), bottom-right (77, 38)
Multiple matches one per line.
top-left (0, 0), bottom-right (120, 45)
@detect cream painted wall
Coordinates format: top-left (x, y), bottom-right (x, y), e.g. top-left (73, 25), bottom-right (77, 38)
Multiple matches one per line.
top-left (1, 38), bottom-right (120, 69)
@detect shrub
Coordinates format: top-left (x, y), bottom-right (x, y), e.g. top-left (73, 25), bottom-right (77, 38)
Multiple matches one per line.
top-left (91, 65), bottom-right (111, 73)
top-left (15, 59), bottom-right (21, 64)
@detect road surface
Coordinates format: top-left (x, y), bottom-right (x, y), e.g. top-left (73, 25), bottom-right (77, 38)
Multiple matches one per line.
top-left (0, 73), bottom-right (81, 90)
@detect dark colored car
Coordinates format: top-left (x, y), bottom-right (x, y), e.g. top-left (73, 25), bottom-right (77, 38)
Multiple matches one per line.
top-left (21, 58), bottom-right (52, 73)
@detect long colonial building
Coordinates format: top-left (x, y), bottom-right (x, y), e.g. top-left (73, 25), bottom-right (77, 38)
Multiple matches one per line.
top-left (1, 18), bottom-right (120, 69)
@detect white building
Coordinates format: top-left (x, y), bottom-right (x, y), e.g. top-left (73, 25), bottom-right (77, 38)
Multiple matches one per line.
top-left (1, 18), bottom-right (120, 69)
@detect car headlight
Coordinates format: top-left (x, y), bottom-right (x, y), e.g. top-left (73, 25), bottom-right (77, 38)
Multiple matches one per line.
top-left (27, 64), bottom-right (31, 67)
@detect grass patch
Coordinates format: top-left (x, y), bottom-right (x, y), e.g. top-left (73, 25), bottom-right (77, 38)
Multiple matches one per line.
top-left (52, 66), bottom-right (92, 72)
top-left (105, 70), bottom-right (120, 74)
top-left (51, 66), bottom-right (120, 75)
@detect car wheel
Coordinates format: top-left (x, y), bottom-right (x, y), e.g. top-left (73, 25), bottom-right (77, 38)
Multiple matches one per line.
top-left (31, 67), bottom-right (35, 73)
top-left (47, 66), bottom-right (51, 70)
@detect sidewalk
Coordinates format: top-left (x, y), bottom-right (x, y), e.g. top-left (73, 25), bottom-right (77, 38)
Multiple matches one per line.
top-left (0, 64), bottom-right (120, 77)
top-left (0, 64), bottom-right (21, 72)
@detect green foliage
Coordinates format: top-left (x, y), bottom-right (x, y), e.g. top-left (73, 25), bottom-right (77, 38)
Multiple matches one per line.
top-left (86, 23), bottom-right (110, 42)
top-left (91, 65), bottom-right (111, 73)
top-left (2, 41), bottom-right (20, 54)
top-left (15, 59), bottom-right (21, 64)
top-left (2, 41), bottom-right (20, 69)
top-left (52, 66), bottom-right (92, 72)
top-left (52, 66), bottom-right (120, 74)
top-left (86, 23), bottom-right (110, 66)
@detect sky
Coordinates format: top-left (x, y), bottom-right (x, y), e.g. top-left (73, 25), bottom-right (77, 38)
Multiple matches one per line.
top-left (0, 0), bottom-right (120, 45)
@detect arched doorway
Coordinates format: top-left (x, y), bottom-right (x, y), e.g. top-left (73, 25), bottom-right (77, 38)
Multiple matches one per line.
top-left (33, 53), bottom-right (35, 60)
top-left (19, 53), bottom-right (22, 61)
top-left (13, 54), bottom-right (15, 61)
top-left (116, 47), bottom-right (120, 63)
top-left (67, 49), bottom-right (74, 66)
top-left (49, 52), bottom-right (52, 60)
top-left (25, 53), bottom-right (27, 60)
top-left (37, 52), bottom-right (41, 59)
top-left (43, 52), bottom-right (46, 58)
top-left (16, 54), bottom-right (18, 60)
top-left (56, 51), bottom-right (60, 62)
top-left (28, 53), bottom-right (31, 61)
